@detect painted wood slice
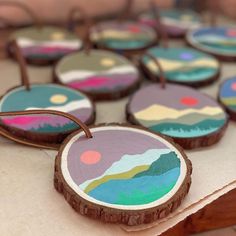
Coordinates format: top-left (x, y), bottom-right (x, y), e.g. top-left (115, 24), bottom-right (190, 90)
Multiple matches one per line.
top-left (90, 21), bottom-right (157, 54)
top-left (54, 124), bottom-right (192, 225)
top-left (8, 26), bottom-right (82, 65)
top-left (0, 84), bottom-right (95, 144)
top-left (139, 9), bottom-right (201, 38)
top-left (218, 77), bottom-right (236, 120)
top-left (187, 27), bottom-right (236, 61)
top-left (141, 47), bottom-right (220, 87)
top-left (127, 84), bottom-right (228, 149)
top-left (54, 50), bottom-right (140, 100)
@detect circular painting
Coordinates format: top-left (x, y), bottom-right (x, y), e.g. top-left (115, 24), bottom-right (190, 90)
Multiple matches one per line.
top-left (55, 50), bottom-right (140, 100)
top-left (219, 76), bottom-right (236, 120)
top-left (127, 84), bottom-right (228, 148)
top-left (0, 84), bottom-right (94, 134)
top-left (187, 27), bottom-right (236, 59)
top-left (9, 26), bottom-right (82, 63)
top-left (55, 124), bottom-right (191, 225)
top-left (90, 21), bottom-right (157, 51)
top-left (141, 47), bottom-right (220, 86)
top-left (139, 9), bottom-right (201, 38)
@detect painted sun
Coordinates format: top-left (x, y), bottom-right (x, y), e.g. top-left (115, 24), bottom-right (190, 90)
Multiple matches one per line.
top-left (100, 58), bottom-right (115, 67)
top-left (180, 96), bottom-right (199, 106)
top-left (80, 150), bottom-right (102, 165)
top-left (50, 94), bottom-right (68, 104)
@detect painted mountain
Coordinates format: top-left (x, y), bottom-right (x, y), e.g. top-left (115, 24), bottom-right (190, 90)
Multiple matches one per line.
top-left (11, 26), bottom-right (81, 59)
top-left (142, 47), bottom-right (219, 82)
top-left (134, 104), bottom-right (226, 138)
top-left (0, 84), bottom-right (93, 133)
top-left (79, 149), bottom-right (181, 205)
top-left (190, 27), bottom-right (236, 55)
top-left (56, 50), bottom-right (139, 92)
top-left (91, 21), bottom-right (156, 50)
top-left (219, 77), bottom-right (236, 111)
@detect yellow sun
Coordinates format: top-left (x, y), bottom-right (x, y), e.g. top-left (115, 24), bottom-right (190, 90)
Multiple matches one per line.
top-left (50, 94), bottom-right (68, 104)
top-left (50, 32), bottom-right (65, 40)
top-left (100, 58), bottom-right (115, 67)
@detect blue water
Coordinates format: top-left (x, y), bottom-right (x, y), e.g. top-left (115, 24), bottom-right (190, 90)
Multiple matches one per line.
top-left (87, 167), bottom-right (180, 205)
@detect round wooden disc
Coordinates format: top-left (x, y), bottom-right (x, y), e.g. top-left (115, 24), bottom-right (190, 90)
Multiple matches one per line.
top-left (54, 50), bottom-right (141, 100)
top-left (139, 9), bottom-right (201, 38)
top-left (187, 27), bottom-right (236, 61)
top-left (8, 26), bottom-right (82, 65)
top-left (140, 47), bottom-right (220, 87)
top-left (0, 84), bottom-right (95, 145)
top-left (90, 21), bottom-right (158, 54)
top-left (127, 84), bottom-right (228, 149)
top-left (218, 76), bottom-right (236, 121)
top-left (54, 124), bottom-right (192, 225)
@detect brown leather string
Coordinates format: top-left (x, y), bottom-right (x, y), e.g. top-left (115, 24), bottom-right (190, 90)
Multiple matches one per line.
top-left (118, 0), bottom-right (133, 22)
top-left (142, 52), bottom-right (166, 89)
top-left (0, 109), bottom-right (93, 150)
top-left (0, 1), bottom-right (41, 27)
top-left (67, 6), bottom-right (93, 55)
top-left (0, 16), bottom-right (14, 28)
top-left (11, 40), bottom-right (30, 91)
top-left (150, 0), bottom-right (169, 48)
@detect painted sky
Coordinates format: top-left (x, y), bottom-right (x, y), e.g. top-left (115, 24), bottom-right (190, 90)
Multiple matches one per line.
top-left (57, 50), bottom-right (137, 73)
top-left (66, 128), bottom-right (170, 184)
top-left (0, 84), bottom-right (87, 111)
top-left (143, 46), bottom-right (214, 62)
top-left (11, 26), bottom-right (78, 41)
top-left (128, 84), bottom-right (219, 113)
top-left (220, 77), bottom-right (236, 98)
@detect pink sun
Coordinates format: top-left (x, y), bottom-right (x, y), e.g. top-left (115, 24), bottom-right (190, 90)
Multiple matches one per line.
top-left (80, 150), bottom-right (101, 165)
top-left (180, 97), bottom-right (199, 107)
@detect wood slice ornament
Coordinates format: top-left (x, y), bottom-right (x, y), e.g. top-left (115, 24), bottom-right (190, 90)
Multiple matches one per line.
top-left (140, 46), bottom-right (220, 87)
top-left (187, 27), bottom-right (236, 61)
top-left (54, 123), bottom-right (192, 225)
top-left (218, 76), bottom-right (236, 121)
top-left (126, 61), bottom-right (228, 149)
top-left (0, 41), bottom-right (95, 146)
top-left (54, 49), bottom-right (140, 100)
top-left (90, 0), bottom-right (158, 56)
top-left (4, 2), bottom-right (85, 65)
top-left (139, 8), bottom-right (201, 38)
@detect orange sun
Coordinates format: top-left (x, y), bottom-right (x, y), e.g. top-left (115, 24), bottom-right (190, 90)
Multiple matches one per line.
top-left (80, 151), bottom-right (101, 165)
top-left (180, 96), bottom-right (199, 107)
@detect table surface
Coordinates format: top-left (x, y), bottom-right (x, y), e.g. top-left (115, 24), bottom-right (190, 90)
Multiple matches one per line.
top-left (0, 23), bottom-right (236, 236)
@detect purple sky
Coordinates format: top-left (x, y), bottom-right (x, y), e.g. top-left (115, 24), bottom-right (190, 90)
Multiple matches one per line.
top-left (66, 128), bottom-right (169, 185)
top-left (128, 84), bottom-right (219, 113)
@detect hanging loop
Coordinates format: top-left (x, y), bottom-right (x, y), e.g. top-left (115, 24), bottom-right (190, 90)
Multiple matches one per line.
top-left (0, 109), bottom-right (93, 149)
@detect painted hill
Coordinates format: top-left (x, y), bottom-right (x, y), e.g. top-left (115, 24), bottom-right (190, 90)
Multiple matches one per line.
top-left (150, 119), bottom-right (226, 138)
top-left (79, 148), bottom-right (173, 192)
top-left (134, 152), bottom-right (180, 178)
top-left (145, 58), bottom-right (218, 73)
top-left (88, 168), bottom-right (180, 205)
top-left (137, 112), bottom-right (226, 127)
top-left (221, 97), bottom-right (236, 106)
top-left (134, 104), bottom-right (224, 122)
top-left (85, 151), bottom-right (181, 205)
